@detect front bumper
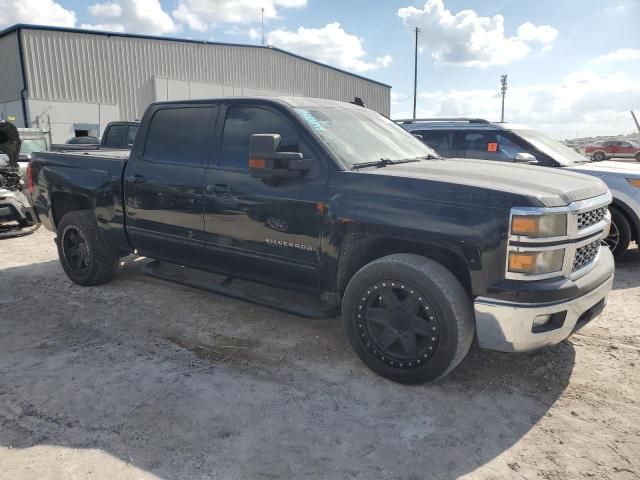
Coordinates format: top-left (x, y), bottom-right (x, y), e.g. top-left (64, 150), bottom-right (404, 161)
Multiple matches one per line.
top-left (0, 188), bottom-right (40, 238)
top-left (475, 247), bottom-right (614, 352)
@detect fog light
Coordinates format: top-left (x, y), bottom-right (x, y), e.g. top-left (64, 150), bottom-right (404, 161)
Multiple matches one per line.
top-left (533, 314), bottom-right (552, 328)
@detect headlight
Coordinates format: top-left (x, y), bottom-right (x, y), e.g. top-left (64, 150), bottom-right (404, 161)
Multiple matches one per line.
top-left (510, 213), bottom-right (567, 237)
top-left (627, 178), bottom-right (640, 188)
top-left (508, 249), bottom-right (565, 275)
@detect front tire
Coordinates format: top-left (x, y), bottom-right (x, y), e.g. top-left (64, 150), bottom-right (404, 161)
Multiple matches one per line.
top-left (592, 151), bottom-right (606, 162)
top-left (56, 211), bottom-right (119, 285)
top-left (605, 208), bottom-right (631, 260)
top-left (342, 254), bottom-right (474, 384)
top-left (635, 153), bottom-right (640, 162)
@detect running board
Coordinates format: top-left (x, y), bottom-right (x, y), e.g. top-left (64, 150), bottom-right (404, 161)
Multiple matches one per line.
top-left (141, 260), bottom-right (339, 319)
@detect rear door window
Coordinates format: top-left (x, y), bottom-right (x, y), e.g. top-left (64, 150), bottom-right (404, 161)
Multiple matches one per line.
top-left (144, 107), bottom-right (215, 165)
top-left (413, 130), bottom-right (455, 157)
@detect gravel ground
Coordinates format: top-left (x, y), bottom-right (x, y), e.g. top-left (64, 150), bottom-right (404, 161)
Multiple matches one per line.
top-left (0, 229), bottom-right (639, 480)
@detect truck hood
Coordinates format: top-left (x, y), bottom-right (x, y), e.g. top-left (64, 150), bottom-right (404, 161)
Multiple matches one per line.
top-left (362, 158), bottom-right (608, 208)
top-left (566, 161), bottom-right (640, 177)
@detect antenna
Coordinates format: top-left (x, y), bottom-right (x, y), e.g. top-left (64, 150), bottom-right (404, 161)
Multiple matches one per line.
top-left (261, 7), bottom-right (266, 46)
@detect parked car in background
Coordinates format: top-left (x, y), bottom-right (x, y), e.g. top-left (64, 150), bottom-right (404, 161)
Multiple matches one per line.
top-left (585, 140), bottom-right (640, 162)
top-left (0, 121), bottom-right (39, 238)
top-left (50, 121), bottom-right (139, 152)
top-left (398, 118), bottom-right (640, 259)
top-left (29, 97), bottom-right (615, 384)
top-left (67, 136), bottom-right (100, 145)
top-left (17, 128), bottom-right (50, 177)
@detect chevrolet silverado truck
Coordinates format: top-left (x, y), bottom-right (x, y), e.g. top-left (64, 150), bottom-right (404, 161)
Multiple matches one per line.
top-left (29, 97), bottom-right (614, 384)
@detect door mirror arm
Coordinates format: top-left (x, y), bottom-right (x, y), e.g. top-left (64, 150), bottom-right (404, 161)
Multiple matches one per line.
top-left (249, 134), bottom-right (313, 179)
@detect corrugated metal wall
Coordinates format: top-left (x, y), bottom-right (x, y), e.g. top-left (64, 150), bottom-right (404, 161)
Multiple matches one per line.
top-left (0, 31), bottom-right (23, 103)
top-left (19, 29), bottom-right (390, 120)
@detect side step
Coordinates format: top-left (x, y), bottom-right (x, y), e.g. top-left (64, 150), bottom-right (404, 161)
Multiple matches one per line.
top-left (141, 260), bottom-right (339, 319)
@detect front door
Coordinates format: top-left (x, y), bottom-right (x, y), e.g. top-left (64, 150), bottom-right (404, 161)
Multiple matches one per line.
top-left (202, 103), bottom-right (328, 290)
top-left (124, 105), bottom-right (218, 263)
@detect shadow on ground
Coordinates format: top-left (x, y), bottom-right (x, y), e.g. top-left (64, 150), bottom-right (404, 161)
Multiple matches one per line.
top-left (1, 257), bottom-right (579, 479)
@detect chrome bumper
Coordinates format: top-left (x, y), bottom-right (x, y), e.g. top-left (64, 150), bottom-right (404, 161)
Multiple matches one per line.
top-left (475, 249), bottom-right (614, 352)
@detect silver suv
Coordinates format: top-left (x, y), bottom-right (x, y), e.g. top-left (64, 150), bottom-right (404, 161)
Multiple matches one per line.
top-left (399, 118), bottom-right (640, 259)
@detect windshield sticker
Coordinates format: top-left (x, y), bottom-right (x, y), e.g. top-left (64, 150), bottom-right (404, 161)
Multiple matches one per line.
top-left (296, 109), bottom-right (325, 132)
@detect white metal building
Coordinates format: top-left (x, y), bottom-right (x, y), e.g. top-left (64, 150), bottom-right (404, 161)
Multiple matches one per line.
top-left (0, 24), bottom-right (391, 143)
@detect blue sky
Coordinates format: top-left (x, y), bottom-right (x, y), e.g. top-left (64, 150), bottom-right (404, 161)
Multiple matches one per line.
top-left (2, 0), bottom-right (639, 138)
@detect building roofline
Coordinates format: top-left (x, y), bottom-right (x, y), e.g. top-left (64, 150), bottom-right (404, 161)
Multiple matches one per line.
top-left (0, 23), bottom-right (392, 89)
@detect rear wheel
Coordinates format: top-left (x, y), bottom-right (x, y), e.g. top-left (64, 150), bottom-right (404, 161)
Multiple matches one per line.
top-left (593, 151), bottom-right (606, 162)
top-left (57, 211), bottom-right (119, 285)
top-left (604, 208), bottom-right (631, 260)
top-left (342, 254), bottom-right (474, 384)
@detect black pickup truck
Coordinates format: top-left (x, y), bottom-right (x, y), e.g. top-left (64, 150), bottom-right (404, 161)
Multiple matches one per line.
top-left (50, 121), bottom-right (139, 152)
top-left (29, 97), bottom-right (615, 384)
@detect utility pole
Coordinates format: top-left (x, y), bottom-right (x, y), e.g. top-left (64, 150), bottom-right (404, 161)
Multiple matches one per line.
top-left (413, 27), bottom-right (420, 120)
top-left (261, 8), bottom-right (266, 46)
top-left (500, 74), bottom-right (508, 122)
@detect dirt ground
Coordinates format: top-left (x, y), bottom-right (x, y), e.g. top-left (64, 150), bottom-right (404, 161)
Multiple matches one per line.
top-left (0, 229), bottom-right (639, 480)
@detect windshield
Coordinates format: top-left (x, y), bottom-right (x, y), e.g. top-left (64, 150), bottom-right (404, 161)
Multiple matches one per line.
top-left (293, 106), bottom-right (438, 168)
top-left (512, 129), bottom-right (590, 166)
top-left (20, 138), bottom-right (48, 157)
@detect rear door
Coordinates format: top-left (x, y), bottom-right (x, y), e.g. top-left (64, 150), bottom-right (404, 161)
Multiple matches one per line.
top-left (201, 102), bottom-right (328, 289)
top-left (124, 104), bottom-right (218, 263)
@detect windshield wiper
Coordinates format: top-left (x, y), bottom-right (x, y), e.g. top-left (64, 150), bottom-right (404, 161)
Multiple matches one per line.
top-left (351, 157), bottom-right (425, 170)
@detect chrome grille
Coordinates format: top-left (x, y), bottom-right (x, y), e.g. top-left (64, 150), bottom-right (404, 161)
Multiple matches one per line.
top-left (573, 240), bottom-right (600, 272)
top-left (577, 206), bottom-right (607, 230)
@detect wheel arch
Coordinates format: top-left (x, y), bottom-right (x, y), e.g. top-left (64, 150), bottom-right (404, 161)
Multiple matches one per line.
top-left (51, 191), bottom-right (94, 229)
top-left (610, 199), bottom-right (640, 242)
top-left (335, 233), bottom-right (472, 298)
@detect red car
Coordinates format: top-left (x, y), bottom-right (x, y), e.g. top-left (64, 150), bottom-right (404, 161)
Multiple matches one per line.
top-left (585, 139), bottom-right (640, 162)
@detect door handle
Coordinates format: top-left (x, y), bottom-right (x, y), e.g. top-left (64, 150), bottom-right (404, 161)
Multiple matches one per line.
top-left (128, 175), bottom-right (145, 184)
top-left (206, 184), bottom-right (229, 194)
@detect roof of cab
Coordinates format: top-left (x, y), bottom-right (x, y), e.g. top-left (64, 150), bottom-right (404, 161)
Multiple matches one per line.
top-left (150, 96), bottom-right (367, 110)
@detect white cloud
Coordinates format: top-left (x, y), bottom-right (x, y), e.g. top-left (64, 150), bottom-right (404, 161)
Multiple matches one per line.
top-left (590, 48), bottom-right (640, 66)
top-left (80, 23), bottom-right (126, 32)
top-left (172, 0), bottom-right (307, 32)
top-left (266, 22), bottom-right (392, 73)
top-left (83, 0), bottom-right (179, 35)
top-left (0, 0), bottom-right (76, 28)
top-left (393, 70), bottom-right (640, 138)
top-left (88, 2), bottom-right (122, 18)
top-left (397, 0), bottom-right (558, 67)
top-left (516, 22), bottom-right (558, 44)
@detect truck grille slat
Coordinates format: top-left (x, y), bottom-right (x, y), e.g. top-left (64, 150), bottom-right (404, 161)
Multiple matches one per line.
top-left (577, 206), bottom-right (607, 230)
top-left (573, 240), bottom-right (600, 272)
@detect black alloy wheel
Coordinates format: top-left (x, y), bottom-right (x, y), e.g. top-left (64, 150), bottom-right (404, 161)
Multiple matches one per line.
top-left (62, 226), bottom-right (91, 277)
top-left (357, 281), bottom-right (439, 368)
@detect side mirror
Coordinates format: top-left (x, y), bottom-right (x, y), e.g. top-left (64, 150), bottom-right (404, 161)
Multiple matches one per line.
top-left (514, 152), bottom-right (538, 164)
top-left (249, 134), bottom-right (312, 179)
top-left (412, 133), bottom-right (423, 141)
